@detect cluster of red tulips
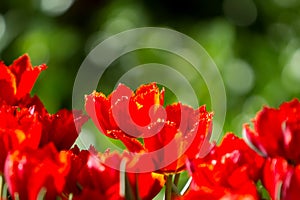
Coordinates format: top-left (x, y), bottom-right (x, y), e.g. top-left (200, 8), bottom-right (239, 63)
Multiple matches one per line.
top-left (0, 55), bottom-right (299, 200)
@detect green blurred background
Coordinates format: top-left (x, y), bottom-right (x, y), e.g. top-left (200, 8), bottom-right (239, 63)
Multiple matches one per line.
top-left (0, 0), bottom-right (300, 139)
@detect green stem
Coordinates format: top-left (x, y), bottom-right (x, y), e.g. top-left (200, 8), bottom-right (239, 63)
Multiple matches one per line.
top-left (135, 174), bottom-right (141, 200)
top-left (165, 175), bottom-right (173, 200)
top-left (125, 173), bottom-right (135, 200)
top-left (120, 158), bottom-right (134, 200)
top-left (0, 174), bottom-right (3, 197)
top-left (173, 173), bottom-right (180, 187)
top-left (2, 182), bottom-right (7, 200)
top-left (171, 183), bottom-right (180, 195)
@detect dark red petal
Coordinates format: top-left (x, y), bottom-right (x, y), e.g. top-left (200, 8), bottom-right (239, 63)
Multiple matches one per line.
top-left (77, 154), bottom-right (119, 193)
top-left (254, 107), bottom-right (285, 157)
top-left (85, 91), bottom-right (117, 137)
top-left (279, 99), bottom-right (300, 163)
top-left (0, 62), bottom-right (16, 104)
top-left (282, 164), bottom-right (300, 200)
top-left (243, 124), bottom-right (268, 157)
top-left (72, 189), bottom-right (107, 200)
top-left (63, 147), bottom-right (90, 195)
top-left (263, 157), bottom-right (291, 200)
top-left (39, 109), bottom-right (88, 150)
top-left (18, 94), bottom-right (47, 114)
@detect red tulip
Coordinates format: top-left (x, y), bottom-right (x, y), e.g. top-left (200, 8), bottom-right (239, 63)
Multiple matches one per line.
top-left (85, 83), bottom-right (164, 152)
top-left (4, 143), bottom-right (70, 200)
top-left (86, 83), bottom-right (213, 173)
top-left (0, 104), bottom-right (42, 172)
top-left (243, 98), bottom-right (300, 162)
top-left (143, 103), bottom-right (213, 173)
top-left (4, 93), bottom-right (89, 151)
top-left (262, 157), bottom-right (300, 200)
top-left (263, 157), bottom-right (291, 199)
top-left (38, 109), bottom-right (89, 151)
top-left (64, 147), bottom-right (165, 200)
top-left (0, 54), bottom-right (46, 105)
top-left (244, 99), bottom-right (300, 199)
top-left (20, 91), bottom-right (89, 151)
top-left (61, 146), bottom-right (90, 196)
top-left (180, 133), bottom-right (264, 200)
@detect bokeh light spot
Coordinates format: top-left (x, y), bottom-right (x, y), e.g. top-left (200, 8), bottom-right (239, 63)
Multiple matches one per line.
top-left (40, 0), bottom-right (74, 16)
top-left (0, 15), bottom-right (6, 41)
top-left (223, 59), bottom-right (255, 95)
top-left (282, 48), bottom-right (300, 92)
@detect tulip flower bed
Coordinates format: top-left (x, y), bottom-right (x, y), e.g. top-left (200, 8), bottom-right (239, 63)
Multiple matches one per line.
top-left (0, 55), bottom-right (299, 200)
